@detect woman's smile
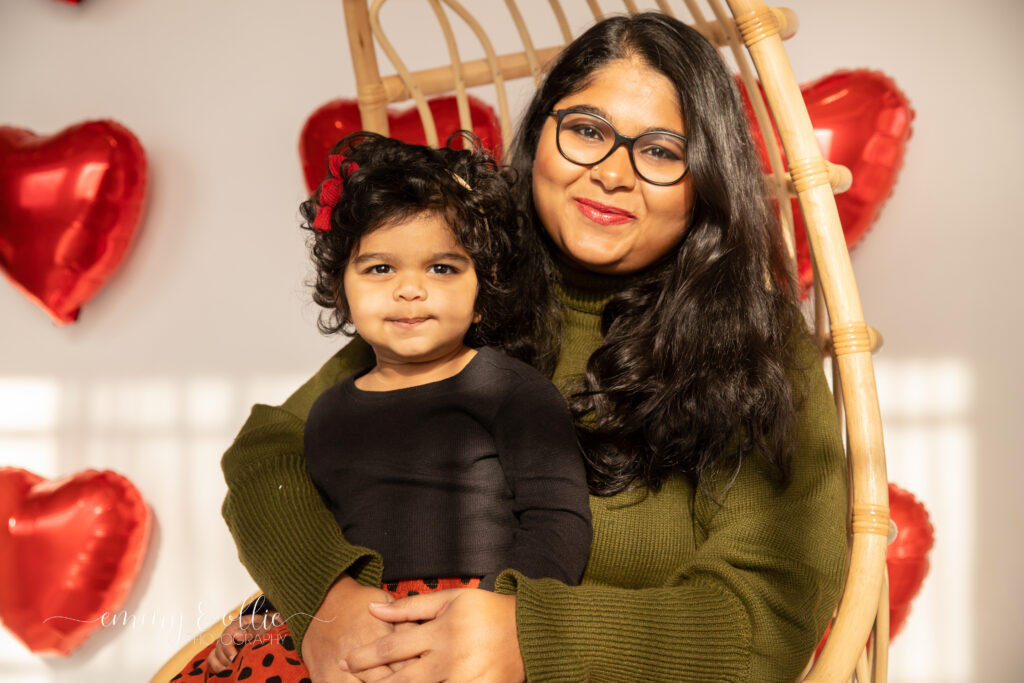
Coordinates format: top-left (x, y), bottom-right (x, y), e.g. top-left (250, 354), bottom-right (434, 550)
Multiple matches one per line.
top-left (573, 197), bottom-right (636, 225)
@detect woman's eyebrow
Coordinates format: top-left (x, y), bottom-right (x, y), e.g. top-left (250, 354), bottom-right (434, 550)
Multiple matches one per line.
top-left (563, 103), bottom-right (685, 137)
top-left (564, 103), bottom-right (606, 117)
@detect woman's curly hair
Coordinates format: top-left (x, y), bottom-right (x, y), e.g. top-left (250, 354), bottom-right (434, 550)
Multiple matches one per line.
top-left (300, 132), bottom-right (559, 370)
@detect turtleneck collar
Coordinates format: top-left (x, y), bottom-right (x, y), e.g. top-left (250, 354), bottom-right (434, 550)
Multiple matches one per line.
top-left (552, 258), bottom-right (669, 316)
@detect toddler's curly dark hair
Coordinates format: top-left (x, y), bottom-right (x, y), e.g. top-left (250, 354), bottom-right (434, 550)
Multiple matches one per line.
top-left (300, 131), bottom-right (556, 369)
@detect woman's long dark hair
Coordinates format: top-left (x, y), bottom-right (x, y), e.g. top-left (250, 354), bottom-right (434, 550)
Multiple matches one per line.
top-left (508, 13), bottom-right (805, 496)
top-left (301, 132), bottom-right (559, 370)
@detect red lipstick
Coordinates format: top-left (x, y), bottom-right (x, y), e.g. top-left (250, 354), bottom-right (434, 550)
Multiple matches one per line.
top-left (574, 198), bottom-right (635, 225)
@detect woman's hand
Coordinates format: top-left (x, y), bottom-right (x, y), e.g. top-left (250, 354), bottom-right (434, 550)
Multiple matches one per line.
top-left (344, 589), bottom-right (524, 682)
top-left (208, 611), bottom-right (282, 672)
top-left (301, 575), bottom-right (399, 682)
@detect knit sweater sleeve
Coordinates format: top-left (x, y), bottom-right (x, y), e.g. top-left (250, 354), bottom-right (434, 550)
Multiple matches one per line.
top-left (494, 335), bottom-right (848, 682)
top-left (220, 337), bottom-right (382, 655)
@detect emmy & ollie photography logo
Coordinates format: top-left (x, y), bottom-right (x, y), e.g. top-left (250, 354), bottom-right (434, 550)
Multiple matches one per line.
top-left (41, 598), bottom-right (327, 645)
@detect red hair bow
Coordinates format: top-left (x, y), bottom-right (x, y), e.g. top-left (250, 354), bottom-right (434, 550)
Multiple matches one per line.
top-left (313, 154), bottom-right (358, 231)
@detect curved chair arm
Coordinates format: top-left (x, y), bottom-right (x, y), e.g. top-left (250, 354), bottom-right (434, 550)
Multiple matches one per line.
top-left (723, 1), bottom-right (890, 680)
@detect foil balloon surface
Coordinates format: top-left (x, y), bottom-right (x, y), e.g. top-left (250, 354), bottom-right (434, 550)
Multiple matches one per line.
top-left (0, 468), bottom-right (151, 655)
top-left (741, 70), bottom-right (914, 292)
top-left (0, 120), bottom-right (147, 324)
top-left (887, 482), bottom-right (935, 638)
top-left (300, 95), bottom-right (502, 193)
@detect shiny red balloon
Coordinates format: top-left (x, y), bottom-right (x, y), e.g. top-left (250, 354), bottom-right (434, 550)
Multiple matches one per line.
top-left (814, 481), bottom-right (933, 659)
top-left (887, 482), bottom-right (934, 638)
top-left (0, 120), bottom-right (147, 325)
top-left (740, 70), bottom-right (914, 292)
top-left (0, 468), bottom-right (151, 656)
top-left (299, 95), bottom-right (503, 193)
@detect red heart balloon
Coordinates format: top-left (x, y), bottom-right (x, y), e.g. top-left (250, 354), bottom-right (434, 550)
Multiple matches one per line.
top-left (299, 95), bottom-right (503, 193)
top-left (887, 482), bottom-right (934, 638)
top-left (0, 468), bottom-right (151, 656)
top-left (813, 481), bottom-right (934, 658)
top-left (0, 120), bottom-right (147, 325)
top-left (740, 70), bottom-right (914, 292)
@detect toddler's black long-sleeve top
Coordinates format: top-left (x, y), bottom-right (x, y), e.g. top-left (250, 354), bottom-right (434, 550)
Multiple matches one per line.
top-left (303, 347), bottom-right (592, 589)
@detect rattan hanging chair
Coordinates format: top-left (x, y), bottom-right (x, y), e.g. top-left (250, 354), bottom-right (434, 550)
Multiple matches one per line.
top-left (151, 3), bottom-right (889, 681)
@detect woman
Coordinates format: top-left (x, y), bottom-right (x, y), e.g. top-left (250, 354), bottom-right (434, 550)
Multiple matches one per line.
top-left (218, 13), bottom-right (846, 682)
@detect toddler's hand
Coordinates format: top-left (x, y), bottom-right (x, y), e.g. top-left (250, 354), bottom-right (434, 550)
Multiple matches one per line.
top-left (208, 611), bottom-right (282, 673)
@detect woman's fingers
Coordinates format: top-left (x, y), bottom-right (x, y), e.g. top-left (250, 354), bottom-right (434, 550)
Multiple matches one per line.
top-left (344, 621), bottom-right (434, 673)
top-left (367, 588), bottom-right (466, 623)
top-left (349, 664), bottom-right (399, 682)
top-left (367, 657), bottom-right (442, 682)
top-left (302, 576), bottom-right (400, 681)
top-left (348, 591), bottom-right (522, 681)
top-left (358, 590), bottom-right (523, 682)
top-left (388, 622), bottom-right (418, 672)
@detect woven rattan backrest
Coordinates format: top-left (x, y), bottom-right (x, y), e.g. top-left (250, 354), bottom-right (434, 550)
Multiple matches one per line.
top-left (341, 3), bottom-right (890, 681)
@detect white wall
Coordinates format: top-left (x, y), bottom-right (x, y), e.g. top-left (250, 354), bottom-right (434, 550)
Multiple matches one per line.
top-left (1, 1), bottom-right (1020, 681)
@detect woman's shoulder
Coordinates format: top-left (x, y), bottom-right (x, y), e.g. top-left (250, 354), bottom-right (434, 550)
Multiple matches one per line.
top-left (777, 319), bottom-right (825, 399)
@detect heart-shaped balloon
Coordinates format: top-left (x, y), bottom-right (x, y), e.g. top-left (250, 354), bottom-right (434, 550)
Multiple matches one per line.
top-left (887, 482), bottom-right (934, 638)
top-left (299, 95), bottom-right (502, 193)
top-left (0, 120), bottom-right (147, 325)
top-left (0, 468), bottom-right (151, 656)
top-left (814, 481), bottom-right (934, 658)
top-left (741, 70), bottom-right (914, 291)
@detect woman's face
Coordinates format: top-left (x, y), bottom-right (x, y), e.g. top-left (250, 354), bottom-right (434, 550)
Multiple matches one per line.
top-left (532, 58), bottom-right (695, 275)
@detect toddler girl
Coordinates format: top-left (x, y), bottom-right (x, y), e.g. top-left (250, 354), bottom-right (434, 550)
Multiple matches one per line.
top-left (190, 133), bottom-right (591, 679)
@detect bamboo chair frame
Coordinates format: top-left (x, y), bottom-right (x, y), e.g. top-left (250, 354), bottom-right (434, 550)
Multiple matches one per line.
top-left (341, 2), bottom-right (890, 681)
top-left (150, 2), bottom-right (889, 681)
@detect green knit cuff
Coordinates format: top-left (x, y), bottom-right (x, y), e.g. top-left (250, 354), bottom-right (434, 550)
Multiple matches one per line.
top-left (224, 490), bottom-right (384, 654)
top-left (498, 571), bottom-right (752, 682)
top-left (276, 541), bottom-right (384, 655)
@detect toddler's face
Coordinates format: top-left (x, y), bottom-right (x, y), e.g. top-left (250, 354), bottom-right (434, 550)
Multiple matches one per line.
top-left (343, 213), bottom-right (480, 367)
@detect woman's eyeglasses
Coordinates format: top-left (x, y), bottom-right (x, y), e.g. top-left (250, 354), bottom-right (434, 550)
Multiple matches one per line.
top-left (550, 109), bottom-right (688, 186)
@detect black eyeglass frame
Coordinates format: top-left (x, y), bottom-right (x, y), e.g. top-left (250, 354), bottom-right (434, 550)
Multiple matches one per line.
top-left (549, 109), bottom-right (689, 186)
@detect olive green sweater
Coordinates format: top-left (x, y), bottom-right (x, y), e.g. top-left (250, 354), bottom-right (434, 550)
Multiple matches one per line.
top-left (221, 267), bottom-right (847, 682)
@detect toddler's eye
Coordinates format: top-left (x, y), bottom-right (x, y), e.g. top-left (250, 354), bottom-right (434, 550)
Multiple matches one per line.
top-left (429, 264), bottom-right (458, 275)
top-left (367, 264), bottom-right (393, 275)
